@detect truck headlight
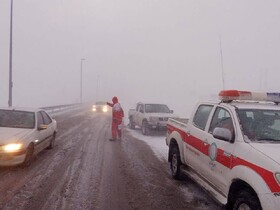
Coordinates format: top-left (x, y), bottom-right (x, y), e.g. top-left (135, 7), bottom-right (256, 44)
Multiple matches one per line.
top-left (275, 173), bottom-right (280, 185)
top-left (2, 143), bottom-right (23, 153)
top-left (149, 117), bottom-right (158, 122)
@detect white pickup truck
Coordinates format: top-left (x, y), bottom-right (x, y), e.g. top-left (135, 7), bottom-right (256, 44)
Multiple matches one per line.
top-left (166, 90), bottom-right (280, 210)
top-left (128, 102), bottom-right (177, 135)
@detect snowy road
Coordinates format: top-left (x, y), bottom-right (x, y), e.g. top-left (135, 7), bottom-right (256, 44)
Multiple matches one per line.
top-left (0, 107), bottom-right (221, 210)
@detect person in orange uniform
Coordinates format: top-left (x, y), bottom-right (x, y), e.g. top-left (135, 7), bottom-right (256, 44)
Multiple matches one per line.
top-left (107, 96), bottom-right (124, 140)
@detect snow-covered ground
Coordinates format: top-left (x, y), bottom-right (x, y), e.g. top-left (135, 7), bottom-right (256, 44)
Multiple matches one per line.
top-left (126, 126), bottom-right (220, 209)
top-left (126, 127), bottom-right (168, 162)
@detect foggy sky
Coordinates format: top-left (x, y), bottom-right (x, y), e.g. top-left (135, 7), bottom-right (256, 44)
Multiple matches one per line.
top-left (1, 0), bottom-right (280, 116)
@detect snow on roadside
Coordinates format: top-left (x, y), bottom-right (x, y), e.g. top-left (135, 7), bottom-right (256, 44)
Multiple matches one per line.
top-left (126, 127), bottom-right (168, 162)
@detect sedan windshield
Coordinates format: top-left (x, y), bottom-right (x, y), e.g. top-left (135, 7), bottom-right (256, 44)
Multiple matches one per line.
top-left (237, 109), bottom-right (280, 143)
top-left (145, 104), bottom-right (171, 113)
top-left (0, 110), bottom-right (35, 129)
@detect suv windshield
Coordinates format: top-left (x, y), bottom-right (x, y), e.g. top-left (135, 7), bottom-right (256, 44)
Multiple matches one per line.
top-left (145, 104), bottom-right (171, 113)
top-left (237, 109), bottom-right (280, 143)
top-left (0, 110), bottom-right (35, 129)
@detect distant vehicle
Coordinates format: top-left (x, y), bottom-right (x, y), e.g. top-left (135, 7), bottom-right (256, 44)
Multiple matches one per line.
top-left (128, 102), bottom-right (177, 135)
top-left (0, 107), bottom-right (57, 166)
top-left (92, 101), bottom-right (109, 113)
top-left (166, 90), bottom-right (280, 210)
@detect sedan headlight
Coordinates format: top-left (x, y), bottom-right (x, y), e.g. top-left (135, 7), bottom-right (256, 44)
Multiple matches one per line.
top-left (1, 143), bottom-right (23, 153)
top-left (275, 173), bottom-right (280, 184)
top-left (92, 106), bottom-right (96, 112)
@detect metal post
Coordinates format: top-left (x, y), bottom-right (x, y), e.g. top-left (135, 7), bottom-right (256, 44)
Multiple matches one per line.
top-left (8, 0), bottom-right (13, 107)
top-left (80, 58), bottom-right (85, 103)
top-left (219, 36), bottom-right (225, 90)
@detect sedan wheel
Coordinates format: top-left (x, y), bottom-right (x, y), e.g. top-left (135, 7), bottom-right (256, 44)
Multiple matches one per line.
top-left (22, 144), bottom-right (34, 167)
top-left (47, 133), bottom-right (56, 149)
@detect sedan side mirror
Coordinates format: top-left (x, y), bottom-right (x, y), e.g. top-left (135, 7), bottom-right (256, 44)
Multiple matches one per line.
top-left (170, 110), bottom-right (174, 113)
top-left (38, 124), bottom-right (48, 130)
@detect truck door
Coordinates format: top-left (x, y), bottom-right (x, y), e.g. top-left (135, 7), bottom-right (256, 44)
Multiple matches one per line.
top-left (183, 104), bottom-right (214, 173)
top-left (202, 107), bottom-right (235, 194)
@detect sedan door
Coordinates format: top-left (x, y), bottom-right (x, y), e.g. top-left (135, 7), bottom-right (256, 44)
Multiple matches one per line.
top-left (35, 111), bottom-right (52, 153)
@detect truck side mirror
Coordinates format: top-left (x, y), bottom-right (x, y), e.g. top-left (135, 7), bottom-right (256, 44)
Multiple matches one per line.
top-left (213, 127), bottom-right (233, 142)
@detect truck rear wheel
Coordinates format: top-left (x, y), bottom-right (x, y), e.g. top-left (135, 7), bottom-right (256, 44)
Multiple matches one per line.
top-left (129, 117), bottom-right (135, 129)
top-left (232, 189), bottom-right (261, 210)
top-left (170, 146), bottom-right (181, 179)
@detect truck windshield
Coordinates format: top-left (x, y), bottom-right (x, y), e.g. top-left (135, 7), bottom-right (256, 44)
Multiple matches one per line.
top-left (0, 110), bottom-right (35, 129)
top-left (237, 109), bottom-right (280, 142)
top-left (145, 104), bottom-right (171, 113)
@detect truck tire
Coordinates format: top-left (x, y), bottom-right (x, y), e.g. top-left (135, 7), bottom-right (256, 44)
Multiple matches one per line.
top-left (170, 146), bottom-right (181, 180)
top-left (129, 117), bottom-right (135, 129)
top-left (232, 189), bottom-right (261, 210)
top-left (142, 120), bottom-right (149, 135)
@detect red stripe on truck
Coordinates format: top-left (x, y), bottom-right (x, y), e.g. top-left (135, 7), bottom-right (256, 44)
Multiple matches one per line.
top-left (167, 124), bottom-right (280, 193)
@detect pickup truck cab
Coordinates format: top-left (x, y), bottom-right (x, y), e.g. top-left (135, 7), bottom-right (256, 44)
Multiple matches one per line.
top-left (129, 102), bottom-right (177, 135)
top-left (166, 90), bottom-right (280, 210)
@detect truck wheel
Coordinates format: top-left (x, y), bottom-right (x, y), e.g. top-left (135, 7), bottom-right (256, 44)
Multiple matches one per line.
top-left (142, 121), bottom-right (149, 135)
top-left (170, 146), bottom-right (181, 179)
top-left (129, 117), bottom-right (135, 129)
top-left (232, 189), bottom-right (261, 210)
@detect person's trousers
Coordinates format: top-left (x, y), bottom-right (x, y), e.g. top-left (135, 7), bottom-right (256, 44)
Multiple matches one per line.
top-left (112, 121), bottom-right (122, 139)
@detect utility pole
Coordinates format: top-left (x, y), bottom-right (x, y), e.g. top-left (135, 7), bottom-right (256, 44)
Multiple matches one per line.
top-left (8, 0), bottom-right (13, 107)
top-left (96, 75), bottom-right (100, 101)
top-left (219, 36), bottom-right (225, 90)
top-left (80, 58), bottom-right (86, 103)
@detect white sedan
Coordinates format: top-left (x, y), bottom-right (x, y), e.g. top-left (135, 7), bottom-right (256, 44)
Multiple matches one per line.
top-left (0, 107), bottom-right (57, 166)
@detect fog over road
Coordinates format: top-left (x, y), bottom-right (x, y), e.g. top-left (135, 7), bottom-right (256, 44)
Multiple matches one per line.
top-left (0, 107), bottom-right (220, 210)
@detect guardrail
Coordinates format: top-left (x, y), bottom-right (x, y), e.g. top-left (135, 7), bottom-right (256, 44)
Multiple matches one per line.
top-left (40, 103), bottom-right (82, 115)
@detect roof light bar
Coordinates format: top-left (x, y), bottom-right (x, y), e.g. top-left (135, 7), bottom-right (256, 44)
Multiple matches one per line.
top-left (219, 90), bottom-right (280, 103)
